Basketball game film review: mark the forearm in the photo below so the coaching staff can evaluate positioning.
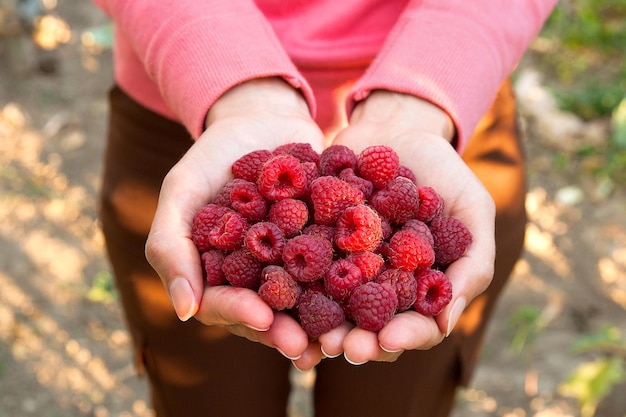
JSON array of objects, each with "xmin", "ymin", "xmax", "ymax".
[
  {"xmin": 349, "ymin": 0, "xmax": 558, "ymax": 150},
  {"xmin": 93, "ymin": 0, "xmax": 315, "ymax": 139}
]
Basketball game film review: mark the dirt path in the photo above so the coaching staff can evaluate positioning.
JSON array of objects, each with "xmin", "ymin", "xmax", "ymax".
[{"xmin": 1, "ymin": 2, "xmax": 624, "ymax": 416}]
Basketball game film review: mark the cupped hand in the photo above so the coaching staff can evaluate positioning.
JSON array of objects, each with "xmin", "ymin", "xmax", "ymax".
[
  {"xmin": 145, "ymin": 77, "xmax": 325, "ymax": 362},
  {"xmin": 315, "ymin": 90, "xmax": 496, "ymax": 365}
]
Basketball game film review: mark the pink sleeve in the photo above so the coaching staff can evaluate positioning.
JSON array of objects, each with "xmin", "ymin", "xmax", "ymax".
[
  {"xmin": 92, "ymin": 0, "xmax": 315, "ymax": 139},
  {"xmin": 348, "ymin": 0, "xmax": 557, "ymax": 151}
]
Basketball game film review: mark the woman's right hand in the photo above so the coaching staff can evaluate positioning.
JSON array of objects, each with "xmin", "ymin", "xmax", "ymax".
[{"xmin": 145, "ymin": 77, "xmax": 325, "ymax": 364}]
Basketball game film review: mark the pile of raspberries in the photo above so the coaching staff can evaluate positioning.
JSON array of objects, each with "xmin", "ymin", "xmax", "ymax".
[{"xmin": 191, "ymin": 143, "xmax": 472, "ymax": 339}]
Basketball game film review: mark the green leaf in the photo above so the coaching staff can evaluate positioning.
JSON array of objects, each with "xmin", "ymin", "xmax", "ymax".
[
  {"xmin": 571, "ymin": 326, "xmax": 626, "ymax": 354},
  {"xmin": 559, "ymin": 357, "xmax": 626, "ymax": 417},
  {"xmin": 611, "ymin": 97, "xmax": 626, "ymax": 149},
  {"xmin": 87, "ymin": 270, "xmax": 117, "ymax": 303}
]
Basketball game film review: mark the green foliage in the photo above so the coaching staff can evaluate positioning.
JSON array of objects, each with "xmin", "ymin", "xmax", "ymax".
[
  {"xmin": 87, "ymin": 270, "xmax": 117, "ymax": 304},
  {"xmin": 558, "ymin": 326, "xmax": 626, "ymax": 417},
  {"xmin": 558, "ymin": 357, "xmax": 625, "ymax": 417},
  {"xmin": 536, "ymin": 0, "xmax": 626, "ymax": 119},
  {"xmin": 506, "ymin": 306, "xmax": 546, "ymax": 355}
]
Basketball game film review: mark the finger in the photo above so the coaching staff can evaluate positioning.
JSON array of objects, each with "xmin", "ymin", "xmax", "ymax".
[
  {"xmin": 377, "ymin": 310, "xmax": 445, "ymax": 352},
  {"xmin": 317, "ymin": 321, "xmax": 353, "ymax": 358},
  {"xmin": 195, "ymin": 285, "xmax": 275, "ymax": 330},
  {"xmin": 292, "ymin": 341, "xmax": 325, "ymax": 371},
  {"xmin": 342, "ymin": 327, "xmax": 380, "ymax": 365}
]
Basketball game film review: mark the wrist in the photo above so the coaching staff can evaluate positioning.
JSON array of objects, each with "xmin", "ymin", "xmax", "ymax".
[
  {"xmin": 350, "ymin": 90, "xmax": 456, "ymax": 142},
  {"xmin": 205, "ymin": 77, "xmax": 311, "ymax": 128}
]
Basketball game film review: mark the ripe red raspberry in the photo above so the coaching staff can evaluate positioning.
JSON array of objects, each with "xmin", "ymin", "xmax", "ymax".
[
  {"xmin": 375, "ymin": 268, "xmax": 417, "ymax": 312},
  {"xmin": 282, "ymin": 235, "xmax": 333, "ymax": 282},
  {"xmin": 416, "ymin": 186, "xmax": 445, "ymax": 222},
  {"xmin": 357, "ymin": 145, "xmax": 400, "ymax": 189},
  {"xmin": 324, "ymin": 259, "xmax": 364, "ymax": 302},
  {"xmin": 258, "ymin": 265, "xmax": 302, "ymax": 310},
  {"xmin": 397, "ymin": 165, "xmax": 417, "ymax": 184},
  {"xmin": 231, "ymin": 149, "xmax": 273, "ymax": 183},
  {"xmin": 429, "ymin": 216, "xmax": 473, "ymax": 266},
  {"xmin": 319, "ymin": 144, "xmax": 357, "ymax": 177},
  {"xmin": 302, "ymin": 224, "xmax": 335, "ymax": 242},
  {"xmin": 348, "ymin": 282, "xmax": 398, "ymax": 332},
  {"xmin": 213, "ymin": 179, "xmax": 237, "ymax": 207},
  {"xmin": 244, "ymin": 221, "xmax": 286, "ymax": 264},
  {"xmin": 334, "ymin": 204, "xmax": 383, "ymax": 253},
  {"xmin": 413, "ymin": 269, "xmax": 453, "ymax": 316},
  {"xmin": 207, "ymin": 210, "xmax": 249, "ymax": 251},
  {"xmin": 369, "ymin": 176, "xmax": 420, "ymax": 225},
  {"xmin": 273, "ymin": 142, "xmax": 321, "ymax": 165},
  {"xmin": 257, "ymin": 154, "xmax": 308, "ymax": 201},
  {"xmin": 297, "ymin": 290, "xmax": 345, "ymax": 339},
  {"xmin": 345, "ymin": 251, "xmax": 385, "ymax": 281},
  {"xmin": 222, "ymin": 249, "xmax": 264, "ymax": 289},
  {"xmin": 191, "ymin": 204, "xmax": 232, "ymax": 252},
  {"xmin": 309, "ymin": 176, "xmax": 365, "ymax": 226},
  {"xmin": 402, "ymin": 219, "xmax": 435, "ymax": 247},
  {"xmin": 269, "ymin": 198, "xmax": 309, "ymax": 238},
  {"xmin": 201, "ymin": 250, "xmax": 226, "ymax": 286},
  {"xmin": 338, "ymin": 168, "xmax": 374, "ymax": 199},
  {"xmin": 387, "ymin": 229, "xmax": 435, "ymax": 272},
  {"xmin": 228, "ymin": 179, "xmax": 269, "ymax": 222}
]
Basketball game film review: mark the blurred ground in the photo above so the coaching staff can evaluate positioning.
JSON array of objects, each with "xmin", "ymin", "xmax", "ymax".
[{"xmin": 1, "ymin": 2, "xmax": 625, "ymax": 417}]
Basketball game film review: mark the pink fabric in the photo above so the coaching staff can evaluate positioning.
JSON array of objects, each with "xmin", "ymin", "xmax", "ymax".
[{"xmin": 93, "ymin": 0, "xmax": 557, "ymax": 150}]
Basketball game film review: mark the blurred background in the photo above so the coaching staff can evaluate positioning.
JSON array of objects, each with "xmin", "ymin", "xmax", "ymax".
[{"xmin": 0, "ymin": 1, "xmax": 625, "ymax": 416}]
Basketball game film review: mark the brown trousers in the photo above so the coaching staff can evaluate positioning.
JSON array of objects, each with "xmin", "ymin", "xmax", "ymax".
[{"xmin": 99, "ymin": 79, "xmax": 526, "ymax": 417}]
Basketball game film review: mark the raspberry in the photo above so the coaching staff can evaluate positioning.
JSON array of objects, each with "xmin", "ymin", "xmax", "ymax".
[
  {"xmin": 416, "ymin": 186, "xmax": 444, "ymax": 222},
  {"xmin": 348, "ymin": 282, "xmax": 398, "ymax": 332},
  {"xmin": 357, "ymin": 145, "xmax": 400, "ymax": 189},
  {"xmin": 201, "ymin": 250, "xmax": 226, "ymax": 286},
  {"xmin": 429, "ymin": 216, "xmax": 473, "ymax": 266},
  {"xmin": 269, "ymin": 198, "xmax": 309, "ymax": 238},
  {"xmin": 402, "ymin": 219, "xmax": 434, "ymax": 247},
  {"xmin": 309, "ymin": 176, "xmax": 365, "ymax": 226},
  {"xmin": 273, "ymin": 142, "xmax": 321, "ymax": 165},
  {"xmin": 397, "ymin": 165, "xmax": 417, "ymax": 184},
  {"xmin": 334, "ymin": 204, "xmax": 383, "ymax": 253},
  {"xmin": 387, "ymin": 229, "xmax": 435, "ymax": 272},
  {"xmin": 297, "ymin": 290, "xmax": 345, "ymax": 339},
  {"xmin": 282, "ymin": 234, "xmax": 334, "ymax": 282},
  {"xmin": 324, "ymin": 259, "xmax": 364, "ymax": 302},
  {"xmin": 257, "ymin": 154, "xmax": 308, "ymax": 201},
  {"xmin": 208, "ymin": 210, "xmax": 249, "ymax": 251},
  {"xmin": 319, "ymin": 144, "xmax": 357, "ymax": 177},
  {"xmin": 228, "ymin": 179, "xmax": 269, "ymax": 222},
  {"xmin": 231, "ymin": 149, "xmax": 273, "ymax": 183},
  {"xmin": 375, "ymin": 268, "xmax": 417, "ymax": 312},
  {"xmin": 244, "ymin": 221, "xmax": 286, "ymax": 264},
  {"xmin": 191, "ymin": 204, "xmax": 232, "ymax": 252},
  {"xmin": 345, "ymin": 251, "xmax": 385, "ymax": 281},
  {"xmin": 369, "ymin": 176, "xmax": 420, "ymax": 225},
  {"xmin": 413, "ymin": 269, "xmax": 453, "ymax": 316},
  {"xmin": 222, "ymin": 249, "xmax": 264, "ymax": 289},
  {"xmin": 258, "ymin": 265, "xmax": 302, "ymax": 310},
  {"xmin": 213, "ymin": 179, "xmax": 238, "ymax": 207},
  {"xmin": 338, "ymin": 168, "xmax": 374, "ymax": 199},
  {"xmin": 302, "ymin": 224, "xmax": 335, "ymax": 242}
]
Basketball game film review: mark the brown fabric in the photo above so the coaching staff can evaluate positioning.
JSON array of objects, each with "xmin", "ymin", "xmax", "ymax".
[{"xmin": 99, "ymin": 80, "xmax": 526, "ymax": 417}]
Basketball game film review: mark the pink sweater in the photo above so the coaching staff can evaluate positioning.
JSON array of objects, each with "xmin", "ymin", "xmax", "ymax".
[{"xmin": 93, "ymin": 0, "xmax": 556, "ymax": 150}]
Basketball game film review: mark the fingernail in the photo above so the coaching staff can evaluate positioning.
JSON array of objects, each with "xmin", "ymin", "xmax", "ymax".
[
  {"xmin": 169, "ymin": 278, "xmax": 196, "ymax": 322},
  {"xmin": 321, "ymin": 346, "xmax": 341, "ymax": 359},
  {"xmin": 277, "ymin": 348, "xmax": 301, "ymax": 361},
  {"xmin": 380, "ymin": 345, "xmax": 402, "ymax": 353},
  {"xmin": 446, "ymin": 296, "xmax": 466, "ymax": 337},
  {"xmin": 344, "ymin": 354, "xmax": 367, "ymax": 366}
]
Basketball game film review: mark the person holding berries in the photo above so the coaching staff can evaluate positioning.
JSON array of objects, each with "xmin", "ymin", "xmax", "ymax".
[{"xmin": 94, "ymin": 1, "xmax": 558, "ymax": 416}]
